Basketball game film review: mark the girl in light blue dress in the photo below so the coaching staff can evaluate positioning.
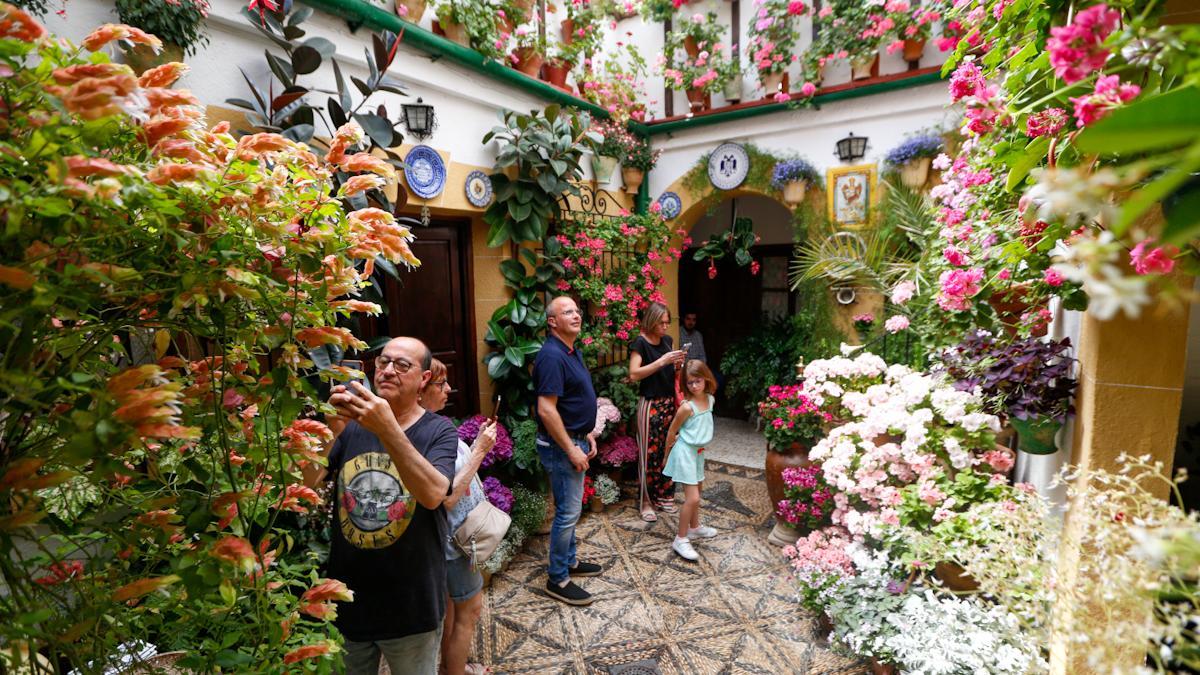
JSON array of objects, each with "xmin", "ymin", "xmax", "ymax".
[{"xmin": 663, "ymin": 359, "xmax": 718, "ymax": 562}]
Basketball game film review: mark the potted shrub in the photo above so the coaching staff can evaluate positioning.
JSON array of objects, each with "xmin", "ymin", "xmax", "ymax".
[
  {"xmin": 882, "ymin": 1, "xmax": 944, "ymax": 64},
  {"xmin": 542, "ymin": 44, "xmax": 573, "ymax": 88},
  {"xmin": 590, "ymin": 118, "xmax": 629, "ymax": 184},
  {"xmin": 746, "ymin": 0, "xmax": 807, "ymax": 97},
  {"xmin": 114, "ymin": 0, "xmax": 210, "ymax": 72},
  {"xmin": 883, "ymin": 133, "xmax": 944, "ymax": 189},
  {"xmin": 939, "ymin": 331, "xmax": 1077, "ymax": 455},
  {"xmin": 576, "ymin": 41, "xmax": 650, "ymax": 124},
  {"xmin": 813, "ymin": 0, "xmax": 885, "ymax": 80},
  {"xmin": 770, "ymin": 157, "xmax": 820, "ymax": 206},
  {"xmin": 722, "ymin": 58, "xmax": 744, "ymax": 104},
  {"xmin": 774, "ymin": 465, "xmax": 835, "ymax": 543},
  {"xmin": 583, "ymin": 476, "xmax": 603, "ymax": 513},
  {"xmin": 617, "ymin": 133, "xmax": 660, "ymax": 194},
  {"xmin": 784, "ymin": 529, "xmax": 853, "ymax": 634},
  {"xmin": 595, "ymin": 473, "xmax": 621, "ymax": 508},
  {"xmin": 509, "ymin": 22, "xmax": 546, "ymax": 76},
  {"xmin": 757, "ymin": 384, "xmax": 830, "ymax": 541},
  {"xmin": 660, "ymin": 13, "xmax": 730, "ymax": 112},
  {"xmin": 434, "ymin": 0, "xmax": 504, "ymax": 58}
]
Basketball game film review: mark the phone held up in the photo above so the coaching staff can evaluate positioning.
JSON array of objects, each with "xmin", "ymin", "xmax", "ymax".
[
  {"xmin": 338, "ymin": 359, "xmax": 371, "ymax": 398},
  {"xmin": 492, "ymin": 394, "xmax": 502, "ymax": 423}
]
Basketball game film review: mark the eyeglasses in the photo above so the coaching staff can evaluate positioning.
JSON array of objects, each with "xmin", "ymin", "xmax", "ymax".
[
  {"xmin": 431, "ymin": 379, "xmax": 451, "ymax": 390},
  {"xmin": 687, "ymin": 379, "xmax": 705, "ymax": 386},
  {"xmin": 375, "ymin": 355, "xmax": 414, "ymax": 374},
  {"xmin": 555, "ymin": 308, "xmax": 581, "ymax": 318}
]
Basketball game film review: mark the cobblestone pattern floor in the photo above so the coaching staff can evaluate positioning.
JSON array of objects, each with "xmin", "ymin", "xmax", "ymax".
[{"xmin": 472, "ymin": 462, "xmax": 862, "ymax": 674}]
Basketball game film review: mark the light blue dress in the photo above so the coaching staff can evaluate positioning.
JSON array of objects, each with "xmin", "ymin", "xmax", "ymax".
[{"xmin": 663, "ymin": 395, "xmax": 714, "ymax": 486}]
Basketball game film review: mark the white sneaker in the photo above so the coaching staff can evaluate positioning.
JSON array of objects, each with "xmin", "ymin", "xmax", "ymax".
[
  {"xmin": 672, "ymin": 537, "xmax": 699, "ymax": 561},
  {"xmin": 688, "ymin": 525, "xmax": 718, "ymax": 539}
]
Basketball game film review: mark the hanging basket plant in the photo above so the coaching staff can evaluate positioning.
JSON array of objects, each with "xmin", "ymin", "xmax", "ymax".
[{"xmin": 771, "ymin": 157, "xmax": 821, "ymax": 206}]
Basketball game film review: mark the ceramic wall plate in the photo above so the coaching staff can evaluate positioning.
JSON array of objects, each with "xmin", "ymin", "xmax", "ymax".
[
  {"xmin": 465, "ymin": 170, "xmax": 493, "ymax": 207},
  {"xmin": 707, "ymin": 142, "xmax": 750, "ymax": 190},
  {"xmin": 404, "ymin": 145, "xmax": 446, "ymax": 199},
  {"xmin": 657, "ymin": 191, "xmax": 682, "ymax": 219}
]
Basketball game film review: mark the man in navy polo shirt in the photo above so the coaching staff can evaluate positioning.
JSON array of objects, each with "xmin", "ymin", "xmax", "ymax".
[{"xmin": 533, "ymin": 296, "xmax": 603, "ymax": 605}]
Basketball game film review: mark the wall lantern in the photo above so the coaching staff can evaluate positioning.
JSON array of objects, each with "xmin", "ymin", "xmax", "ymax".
[
  {"xmin": 835, "ymin": 132, "xmax": 869, "ymax": 162},
  {"xmin": 401, "ymin": 98, "xmax": 436, "ymax": 140}
]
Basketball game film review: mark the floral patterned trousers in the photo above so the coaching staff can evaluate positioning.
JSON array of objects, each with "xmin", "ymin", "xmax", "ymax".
[{"xmin": 637, "ymin": 396, "xmax": 676, "ymax": 507}]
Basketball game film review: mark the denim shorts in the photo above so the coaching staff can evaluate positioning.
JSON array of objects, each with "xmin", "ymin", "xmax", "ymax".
[{"xmin": 446, "ymin": 554, "xmax": 483, "ymax": 603}]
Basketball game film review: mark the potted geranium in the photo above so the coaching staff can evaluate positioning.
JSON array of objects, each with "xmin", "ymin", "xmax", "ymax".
[
  {"xmin": 881, "ymin": 0, "xmax": 945, "ymax": 64},
  {"xmin": 939, "ymin": 331, "xmax": 1077, "ymax": 455},
  {"xmin": 852, "ymin": 313, "xmax": 875, "ymax": 339},
  {"xmin": 114, "ymin": 0, "xmax": 210, "ymax": 71},
  {"xmin": 770, "ymin": 157, "xmax": 820, "ymax": 206},
  {"xmin": 590, "ymin": 118, "xmax": 629, "ymax": 184},
  {"xmin": 577, "ymin": 42, "xmax": 651, "ymax": 123},
  {"xmin": 747, "ymin": 0, "xmax": 807, "ymax": 97},
  {"xmin": 543, "ymin": 43, "xmax": 574, "ymax": 88},
  {"xmin": 660, "ymin": 12, "xmax": 730, "ymax": 112},
  {"xmin": 434, "ymin": 0, "xmax": 504, "ymax": 58},
  {"xmin": 775, "ymin": 465, "xmax": 835, "ymax": 539},
  {"xmin": 813, "ymin": 0, "xmax": 885, "ymax": 80},
  {"xmin": 616, "ymin": 133, "xmax": 660, "ymax": 194},
  {"xmin": 758, "ymin": 383, "xmax": 829, "ymax": 514},
  {"xmin": 509, "ymin": 22, "xmax": 546, "ymax": 76},
  {"xmin": 785, "ymin": 528, "xmax": 854, "ymax": 634},
  {"xmin": 884, "ymin": 133, "xmax": 944, "ymax": 188}
]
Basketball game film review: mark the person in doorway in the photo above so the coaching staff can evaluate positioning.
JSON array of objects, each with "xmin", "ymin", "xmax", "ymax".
[
  {"xmin": 628, "ymin": 302, "xmax": 687, "ymax": 522},
  {"xmin": 307, "ymin": 337, "xmax": 460, "ymax": 675},
  {"xmin": 419, "ymin": 359, "xmax": 497, "ymax": 675},
  {"xmin": 662, "ymin": 360, "xmax": 719, "ymax": 561},
  {"xmin": 533, "ymin": 296, "xmax": 604, "ymax": 606},
  {"xmin": 679, "ymin": 311, "xmax": 707, "ymax": 364}
]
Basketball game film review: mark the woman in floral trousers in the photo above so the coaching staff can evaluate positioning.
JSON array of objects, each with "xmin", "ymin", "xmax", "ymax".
[{"xmin": 628, "ymin": 302, "xmax": 687, "ymax": 522}]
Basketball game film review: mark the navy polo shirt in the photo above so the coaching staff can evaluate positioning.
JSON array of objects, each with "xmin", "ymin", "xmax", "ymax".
[{"xmin": 533, "ymin": 334, "xmax": 598, "ymax": 437}]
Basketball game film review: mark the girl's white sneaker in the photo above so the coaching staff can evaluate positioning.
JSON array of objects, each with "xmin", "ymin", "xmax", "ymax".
[
  {"xmin": 688, "ymin": 525, "xmax": 717, "ymax": 539},
  {"xmin": 673, "ymin": 537, "xmax": 699, "ymax": 561}
]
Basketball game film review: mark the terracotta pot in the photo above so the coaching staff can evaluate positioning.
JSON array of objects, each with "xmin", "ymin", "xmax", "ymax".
[
  {"xmin": 988, "ymin": 283, "xmax": 1048, "ymax": 338},
  {"xmin": 394, "ymin": 0, "xmax": 426, "ymax": 22},
  {"xmin": 513, "ymin": 48, "xmax": 544, "ymax": 77},
  {"xmin": 782, "ymin": 179, "xmax": 807, "ymax": 206},
  {"xmin": 592, "ymin": 154, "xmax": 619, "ymax": 184},
  {"xmin": 934, "ymin": 561, "xmax": 980, "ymax": 592},
  {"xmin": 760, "ymin": 71, "xmax": 784, "ymax": 97},
  {"xmin": 765, "ymin": 441, "xmax": 812, "ymax": 514},
  {"xmin": 684, "ymin": 35, "xmax": 700, "ymax": 58},
  {"xmin": 851, "ymin": 53, "xmax": 879, "ymax": 80},
  {"xmin": 1013, "ymin": 416, "xmax": 1062, "ymax": 455},
  {"xmin": 543, "ymin": 59, "xmax": 572, "ymax": 88},
  {"xmin": 589, "ymin": 495, "xmax": 604, "ymax": 513},
  {"xmin": 900, "ymin": 156, "xmax": 932, "ymax": 189},
  {"xmin": 685, "ymin": 87, "xmax": 706, "ymax": 112},
  {"xmin": 512, "ymin": 0, "xmax": 535, "ymax": 19},
  {"xmin": 903, "ymin": 38, "xmax": 926, "ymax": 63},
  {"xmin": 124, "ymin": 42, "xmax": 185, "ymax": 76},
  {"xmin": 440, "ymin": 20, "xmax": 471, "ymax": 47},
  {"xmin": 621, "ymin": 166, "xmax": 644, "ymax": 194},
  {"xmin": 498, "ymin": 15, "xmax": 515, "ymax": 34},
  {"xmin": 561, "ymin": 18, "xmax": 576, "ymax": 44},
  {"xmin": 869, "ymin": 658, "xmax": 898, "ymax": 675}
]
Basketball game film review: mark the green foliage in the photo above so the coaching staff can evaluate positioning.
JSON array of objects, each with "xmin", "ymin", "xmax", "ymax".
[
  {"xmin": 509, "ymin": 485, "xmax": 547, "ymax": 536},
  {"xmin": 8, "ymin": 0, "xmax": 51, "ymax": 15},
  {"xmin": 115, "ymin": 0, "xmax": 210, "ymax": 55},
  {"xmin": 434, "ymin": 0, "xmax": 509, "ymax": 60},
  {"xmin": 719, "ymin": 282, "xmax": 842, "ymax": 415},
  {"xmin": 482, "ymin": 105, "xmax": 601, "ymax": 248},
  {"xmin": 509, "ymin": 419, "xmax": 543, "ymax": 480},
  {"xmin": 693, "ymin": 216, "xmax": 758, "ymax": 269},
  {"xmin": 593, "ymin": 365, "xmax": 638, "ymax": 424}
]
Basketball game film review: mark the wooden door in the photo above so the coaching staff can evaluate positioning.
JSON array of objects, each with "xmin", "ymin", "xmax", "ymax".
[{"xmin": 377, "ymin": 221, "xmax": 478, "ymax": 417}]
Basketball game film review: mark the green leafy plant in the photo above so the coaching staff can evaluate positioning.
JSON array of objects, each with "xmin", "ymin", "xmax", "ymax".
[
  {"xmin": 115, "ymin": 0, "xmax": 210, "ymax": 55},
  {"xmin": 593, "ymin": 365, "xmax": 639, "ymax": 423},
  {"xmin": 693, "ymin": 216, "xmax": 759, "ymax": 272},
  {"xmin": 435, "ymin": 0, "xmax": 507, "ymax": 60},
  {"xmin": 509, "ymin": 485, "xmax": 547, "ymax": 535}
]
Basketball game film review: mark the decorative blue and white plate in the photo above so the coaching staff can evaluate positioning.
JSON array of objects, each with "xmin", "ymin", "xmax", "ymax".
[
  {"xmin": 464, "ymin": 170, "xmax": 493, "ymax": 207},
  {"xmin": 707, "ymin": 142, "xmax": 750, "ymax": 190},
  {"xmin": 657, "ymin": 191, "xmax": 682, "ymax": 219},
  {"xmin": 404, "ymin": 145, "xmax": 446, "ymax": 199}
]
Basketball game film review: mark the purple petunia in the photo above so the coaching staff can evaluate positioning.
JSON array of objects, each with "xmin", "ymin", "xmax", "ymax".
[
  {"xmin": 482, "ymin": 476, "xmax": 514, "ymax": 514},
  {"xmin": 458, "ymin": 415, "xmax": 513, "ymax": 467}
]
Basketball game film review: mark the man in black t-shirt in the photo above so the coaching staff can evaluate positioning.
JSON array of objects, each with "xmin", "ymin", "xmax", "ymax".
[
  {"xmin": 533, "ymin": 296, "xmax": 603, "ymax": 606},
  {"xmin": 305, "ymin": 337, "xmax": 458, "ymax": 675}
]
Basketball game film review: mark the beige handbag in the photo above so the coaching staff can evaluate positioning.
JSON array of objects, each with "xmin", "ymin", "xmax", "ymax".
[{"xmin": 453, "ymin": 498, "xmax": 511, "ymax": 569}]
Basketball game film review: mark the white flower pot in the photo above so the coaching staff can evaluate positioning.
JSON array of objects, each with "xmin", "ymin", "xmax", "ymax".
[
  {"xmin": 851, "ymin": 53, "xmax": 878, "ymax": 80},
  {"xmin": 591, "ymin": 154, "xmax": 619, "ymax": 184},
  {"xmin": 760, "ymin": 71, "xmax": 784, "ymax": 97},
  {"xmin": 723, "ymin": 75, "xmax": 742, "ymax": 104},
  {"xmin": 900, "ymin": 157, "xmax": 932, "ymax": 189}
]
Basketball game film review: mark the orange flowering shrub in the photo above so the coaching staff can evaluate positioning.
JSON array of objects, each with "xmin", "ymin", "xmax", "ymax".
[{"xmin": 0, "ymin": 5, "xmax": 416, "ymax": 671}]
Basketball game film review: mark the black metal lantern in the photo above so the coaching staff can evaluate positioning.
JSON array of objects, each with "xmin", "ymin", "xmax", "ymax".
[
  {"xmin": 835, "ymin": 132, "xmax": 869, "ymax": 162},
  {"xmin": 401, "ymin": 97, "xmax": 436, "ymax": 140}
]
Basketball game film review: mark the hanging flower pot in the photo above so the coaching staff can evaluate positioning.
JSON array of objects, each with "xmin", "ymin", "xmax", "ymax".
[
  {"xmin": 782, "ymin": 179, "xmax": 807, "ymax": 206},
  {"xmin": 621, "ymin": 166, "xmax": 645, "ymax": 194},
  {"xmin": 902, "ymin": 38, "xmax": 926, "ymax": 64},
  {"xmin": 591, "ymin": 154, "xmax": 619, "ymax": 184},
  {"xmin": 124, "ymin": 42, "xmax": 185, "ymax": 76},
  {"xmin": 760, "ymin": 71, "xmax": 784, "ymax": 98},
  {"xmin": 512, "ymin": 48, "xmax": 544, "ymax": 77},
  {"xmin": 684, "ymin": 35, "xmax": 700, "ymax": 58},
  {"xmin": 394, "ymin": 0, "xmax": 426, "ymax": 22},
  {"xmin": 543, "ymin": 59, "xmax": 572, "ymax": 88},
  {"xmin": 439, "ymin": 20, "xmax": 471, "ymax": 47},
  {"xmin": 685, "ymin": 87, "xmax": 707, "ymax": 112},
  {"xmin": 561, "ymin": 18, "xmax": 576, "ymax": 44},
  {"xmin": 850, "ymin": 53, "xmax": 878, "ymax": 80},
  {"xmin": 723, "ymin": 74, "xmax": 742, "ymax": 104},
  {"xmin": 1012, "ymin": 416, "xmax": 1062, "ymax": 455},
  {"xmin": 899, "ymin": 156, "xmax": 932, "ymax": 189}
]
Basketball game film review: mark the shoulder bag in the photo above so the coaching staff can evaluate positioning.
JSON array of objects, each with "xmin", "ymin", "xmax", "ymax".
[{"xmin": 453, "ymin": 498, "xmax": 511, "ymax": 569}]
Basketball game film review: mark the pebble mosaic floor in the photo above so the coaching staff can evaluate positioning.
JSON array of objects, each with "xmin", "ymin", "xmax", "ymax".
[{"xmin": 470, "ymin": 461, "xmax": 864, "ymax": 675}]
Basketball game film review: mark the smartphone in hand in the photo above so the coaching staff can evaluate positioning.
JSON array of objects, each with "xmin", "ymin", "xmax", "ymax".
[
  {"xmin": 339, "ymin": 359, "xmax": 371, "ymax": 398},
  {"xmin": 492, "ymin": 394, "xmax": 503, "ymax": 423}
]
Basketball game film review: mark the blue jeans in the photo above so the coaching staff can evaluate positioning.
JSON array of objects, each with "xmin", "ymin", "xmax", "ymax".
[{"xmin": 536, "ymin": 433, "xmax": 586, "ymax": 584}]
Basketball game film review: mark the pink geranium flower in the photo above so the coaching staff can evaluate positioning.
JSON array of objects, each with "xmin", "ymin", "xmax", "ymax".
[
  {"xmin": 1130, "ymin": 239, "xmax": 1178, "ymax": 275},
  {"xmin": 1047, "ymin": 3, "xmax": 1120, "ymax": 84},
  {"xmin": 1070, "ymin": 74, "xmax": 1139, "ymax": 127}
]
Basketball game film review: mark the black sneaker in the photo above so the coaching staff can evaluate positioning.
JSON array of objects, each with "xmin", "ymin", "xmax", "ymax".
[
  {"xmin": 568, "ymin": 561, "xmax": 603, "ymax": 577},
  {"xmin": 545, "ymin": 579, "xmax": 594, "ymax": 606}
]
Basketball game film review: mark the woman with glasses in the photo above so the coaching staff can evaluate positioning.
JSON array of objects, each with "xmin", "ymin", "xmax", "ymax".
[
  {"xmin": 627, "ymin": 302, "xmax": 687, "ymax": 522},
  {"xmin": 419, "ymin": 359, "xmax": 497, "ymax": 675}
]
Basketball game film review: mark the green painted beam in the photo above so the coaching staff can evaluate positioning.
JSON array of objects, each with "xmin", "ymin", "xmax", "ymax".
[
  {"xmin": 643, "ymin": 70, "xmax": 946, "ymax": 136},
  {"xmin": 298, "ymin": 0, "xmax": 656, "ymax": 134}
]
